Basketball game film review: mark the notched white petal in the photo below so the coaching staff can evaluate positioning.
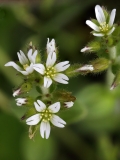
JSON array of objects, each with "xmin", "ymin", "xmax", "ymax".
[
  {"xmin": 44, "ymin": 76, "xmax": 52, "ymax": 88},
  {"xmin": 19, "ymin": 50, "xmax": 29, "ymax": 64},
  {"xmin": 34, "ymin": 100, "xmax": 46, "ymax": 112},
  {"xmin": 48, "ymin": 102, "xmax": 60, "ymax": 113},
  {"xmin": 33, "ymin": 64, "xmax": 45, "ymax": 75},
  {"xmin": 46, "ymin": 51, "xmax": 56, "ymax": 67},
  {"xmin": 108, "ymin": 9, "xmax": 116, "ymax": 27},
  {"xmin": 95, "ymin": 5, "xmax": 105, "ymax": 24},
  {"xmin": 53, "ymin": 73, "xmax": 69, "ymax": 84},
  {"xmin": 4, "ymin": 61, "xmax": 22, "ymax": 71},
  {"xmin": 51, "ymin": 115, "xmax": 66, "ymax": 128},
  {"xmin": 54, "ymin": 61, "xmax": 70, "ymax": 72},
  {"xmin": 40, "ymin": 121, "xmax": 50, "ymax": 139},
  {"xmin": 86, "ymin": 20, "xmax": 100, "ymax": 31},
  {"xmin": 26, "ymin": 114, "xmax": 40, "ymax": 125}
]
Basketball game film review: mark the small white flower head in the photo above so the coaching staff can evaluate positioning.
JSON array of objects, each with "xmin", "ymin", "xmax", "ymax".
[
  {"xmin": 64, "ymin": 101, "xmax": 74, "ymax": 108},
  {"xmin": 5, "ymin": 49, "xmax": 38, "ymax": 75},
  {"xmin": 81, "ymin": 47, "xmax": 92, "ymax": 52},
  {"xmin": 78, "ymin": 65, "xmax": 94, "ymax": 71},
  {"xmin": 33, "ymin": 51, "xmax": 70, "ymax": 88},
  {"xmin": 15, "ymin": 98, "xmax": 27, "ymax": 106},
  {"xmin": 13, "ymin": 88, "xmax": 21, "ymax": 97},
  {"xmin": 47, "ymin": 38, "xmax": 56, "ymax": 54},
  {"xmin": 26, "ymin": 100, "xmax": 66, "ymax": 139},
  {"xmin": 86, "ymin": 5, "xmax": 116, "ymax": 36}
]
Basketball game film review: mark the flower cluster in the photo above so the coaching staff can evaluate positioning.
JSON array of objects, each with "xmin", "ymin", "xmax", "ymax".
[{"xmin": 5, "ymin": 39, "xmax": 75, "ymax": 139}]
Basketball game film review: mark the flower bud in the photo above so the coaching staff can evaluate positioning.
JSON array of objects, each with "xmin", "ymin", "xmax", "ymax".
[
  {"xmin": 64, "ymin": 101, "xmax": 74, "ymax": 108},
  {"xmin": 13, "ymin": 82, "xmax": 32, "ymax": 97},
  {"xmin": 81, "ymin": 41, "xmax": 100, "ymax": 53},
  {"xmin": 90, "ymin": 58, "xmax": 110, "ymax": 73},
  {"xmin": 15, "ymin": 98, "xmax": 27, "ymax": 106}
]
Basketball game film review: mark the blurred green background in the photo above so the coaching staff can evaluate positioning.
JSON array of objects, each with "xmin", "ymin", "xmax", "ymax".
[{"xmin": 1, "ymin": 0, "xmax": 120, "ymax": 160}]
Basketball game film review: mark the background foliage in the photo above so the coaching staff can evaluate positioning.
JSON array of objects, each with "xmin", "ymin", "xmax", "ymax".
[{"xmin": 1, "ymin": 0, "xmax": 120, "ymax": 160}]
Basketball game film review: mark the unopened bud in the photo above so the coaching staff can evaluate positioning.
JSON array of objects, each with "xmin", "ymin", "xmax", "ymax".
[
  {"xmin": 15, "ymin": 98, "xmax": 27, "ymax": 106},
  {"xmin": 90, "ymin": 58, "xmax": 110, "ymax": 73},
  {"xmin": 64, "ymin": 101, "xmax": 74, "ymax": 108},
  {"xmin": 81, "ymin": 41, "xmax": 100, "ymax": 53},
  {"xmin": 13, "ymin": 88, "xmax": 21, "ymax": 97},
  {"xmin": 13, "ymin": 82, "xmax": 32, "ymax": 97},
  {"xmin": 81, "ymin": 47, "xmax": 92, "ymax": 52},
  {"xmin": 78, "ymin": 65, "xmax": 94, "ymax": 71}
]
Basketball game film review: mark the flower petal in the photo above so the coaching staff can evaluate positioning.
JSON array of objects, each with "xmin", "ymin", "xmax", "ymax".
[
  {"xmin": 107, "ymin": 27, "xmax": 115, "ymax": 35},
  {"xmin": 108, "ymin": 9, "xmax": 116, "ymax": 27},
  {"xmin": 53, "ymin": 73, "xmax": 69, "ymax": 84},
  {"xmin": 51, "ymin": 115, "xmax": 66, "ymax": 128},
  {"xmin": 54, "ymin": 61, "xmax": 70, "ymax": 72},
  {"xmin": 33, "ymin": 64, "xmax": 45, "ymax": 75},
  {"xmin": 19, "ymin": 70, "xmax": 29, "ymax": 75},
  {"xmin": 92, "ymin": 32, "xmax": 104, "ymax": 37},
  {"xmin": 27, "ymin": 49, "xmax": 34, "ymax": 63},
  {"xmin": 47, "ymin": 38, "xmax": 55, "ymax": 54},
  {"xmin": 4, "ymin": 61, "xmax": 22, "ymax": 71},
  {"xmin": 44, "ymin": 76, "xmax": 52, "ymax": 88},
  {"xmin": 26, "ymin": 114, "xmax": 41, "ymax": 125},
  {"xmin": 46, "ymin": 51, "xmax": 56, "ymax": 67},
  {"xmin": 64, "ymin": 101, "xmax": 74, "ymax": 108},
  {"xmin": 40, "ymin": 121, "xmax": 50, "ymax": 139},
  {"xmin": 18, "ymin": 50, "xmax": 29, "ymax": 65},
  {"xmin": 32, "ymin": 50, "xmax": 38, "ymax": 64},
  {"xmin": 95, "ymin": 5, "xmax": 105, "ymax": 24},
  {"xmin": 48, "ymin": 102, "xmax": 60, "ymax": 113},
  {"xmin": 26, "ymin": 63, "xmax": 34, "ymax": 74},
  {"xmin": 86, "ymin": 20, "xmax": 100, "ymax": 31},
  {"xmin": 34, "ymin": 100, "xmax": 46, "ymax": 112}
]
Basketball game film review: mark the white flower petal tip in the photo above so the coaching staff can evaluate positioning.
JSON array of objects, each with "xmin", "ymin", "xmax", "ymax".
[
  {"xmin": 78, "ymin": 65, "xmax": 94, "ymax": 71},
  {"xmin": 81, "ymin": 47, "xmax": 92, "ymax": 52},
  {"xmin": 48, "ymin": 102, "xmax": 60, "ymax": 113},
  {"xmin": 95, "ymin": 5, "xmax": 105, "ymax": 24},
  {"xmin": 33, "ymin": 64, "xmax": 45, "ymax": 75},
  {"xmin": 54, "ymin": 61, "xmax": 70, "ymax": 72},
  {"xmin": 51, "ymin": 115, "xmax": 66, "ymax": 128},
  {"xmin": 44, "ymin": 76, "xmax": 52, "ymax": 88},
  {"xmin": 40, "ymin": 122, "xmax": 50, "ymax": 139},
  {"xmin": 109, "ymin": 9, "xmax": 116, "ymax": 27},
  {"xmin": 15, "ymin": 98, "xmax": 27, "ymax": 106},
  {"xmin": 107, "ymin": 27, "xmax": 115, "ymax": 35},
  {"xmin": 53, "ymin": 73, "xmax": 69, "ymax": 84},
  {"xmin": 86, "ymin": 20, "xmax": 100, "ymax": 31},
  {"xmin": 64, "ymin": 101, "xmax": 74, "ymax": 108},
  {"xmin": 47, "ymin": 38, "xmax": 56, "ymax": 54},
  {"xmin": 26, "ymin": 114, "xmax": 41, "ymax": 125},
  {"xmin": 92, "ymin": 33, "xmax": 104, "ymax": 37},
  {"xmin": 13, "ymin": 88, "xmax": 21, "ymax": 97},
  {"xmin": 34, "ymin": 100, "xmax": 46, "ymax": 112}
]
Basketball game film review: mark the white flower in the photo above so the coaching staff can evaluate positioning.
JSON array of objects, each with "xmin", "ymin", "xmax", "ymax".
[
  {"xmin": 5, "ymin": 49, "xmax": 38, "ymax": 75},
  {"xmin": 78, "ymin": 65, "xmax": 94, "ymax": 71},
  {"xmin": 13, "ymin": 88, "xmax": 21, "ymax": 97},
  {"xmin": 64, "ymin": 101, "xmax": 74, "ymax": 108},
  {"xmin": 47, "ymin": 38, "xmax": 56, "ymax": 54},
  {"xmin": 33, "ymin": 52, "xmax": 70, "ymax": 88},
  {"xmin": 15, "ymin": 98, "xmax": 27, "ymax": 106},
  {"xmin": 86, "ymin": 5, "xmax": 116, "ymax": 36},
  {"xmin": 26, "ymin": 100, "xmax": 66, "ymax": 139}
]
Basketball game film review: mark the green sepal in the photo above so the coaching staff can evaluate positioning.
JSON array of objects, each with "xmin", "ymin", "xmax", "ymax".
[{"xmin": 90, "ymin": 58, "xmax": 110, "ymax": 73}]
